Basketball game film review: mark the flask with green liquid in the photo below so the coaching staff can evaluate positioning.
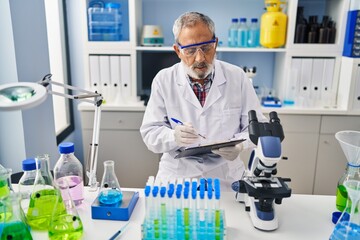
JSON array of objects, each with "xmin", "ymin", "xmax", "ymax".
[
  {"xmin": 0, "ymin": 193, "xmax": 32, "ymax": 240},
  {"xmin": 26, "ymin": 155, "xmax": 66, "ymax": 230},
  {"xmin": 0, "ymin": 165, "xmax": 11, "ymax": 199},
  {"xmin": 48, "ymin": 180, "xmax": 83, "ymax": 240},
  {"xmin": 336, "ymin": 164, "xmax": 360, "ymax": 211}
]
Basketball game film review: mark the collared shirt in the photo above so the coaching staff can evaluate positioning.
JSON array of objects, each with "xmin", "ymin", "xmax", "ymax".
[{"xmin": 188, "ymin": 72, "xmax": 214, "ymax": 106}]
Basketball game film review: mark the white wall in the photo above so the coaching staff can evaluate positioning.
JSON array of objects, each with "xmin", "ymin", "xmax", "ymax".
[{"xmin": 0, "ymin": 0, "xmax": 58, "ymax": 173}]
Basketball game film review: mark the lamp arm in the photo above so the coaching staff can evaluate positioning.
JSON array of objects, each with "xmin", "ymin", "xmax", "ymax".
[{"xmin": 40, "ymin": 74, "xmax": 102, "ymax": 191}]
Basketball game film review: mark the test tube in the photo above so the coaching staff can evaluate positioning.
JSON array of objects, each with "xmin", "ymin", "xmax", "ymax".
[
  {"xmin": 160, "ymin": 185, "xmax": 167, "ymax": 239},
  {"xmin": 191, "ymin": 178, "xmax": 198, "ymax": 239},
  {"xmin": 198, "ymin": 178, "xmax": 206, "ymax": 239},
  {"xmin": 175, "ymin": 183, "xmax": 183, "ymax": 240},
  {"xmin": 152, "ymin": 185, "xmax": 160, "ymax": 239},
  {"xmin": 207, "ymin": 178, "xmax": 214, "ymax": 239},
  {"xmin": 167, "ymin": 182, "xmax": 175, "ymax": 239},
  {"xmin": 214, "ymin": 178, "xmax": 223, "ymax": 240},
  {"xmin": 183, "ymin": 181, "xmax": 190, "ymax": 240}
]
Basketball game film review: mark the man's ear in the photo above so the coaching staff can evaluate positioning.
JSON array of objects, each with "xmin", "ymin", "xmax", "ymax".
[{"xmin": 173, "ymin": 44, "xmax": 181, "ymax": 58}]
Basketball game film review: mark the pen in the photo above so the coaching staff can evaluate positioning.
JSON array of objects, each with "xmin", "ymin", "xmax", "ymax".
[
  {"xmin": 170, "ymin": 118, "xmax": 206, "ymax": 139},
  {"xmin": 108, "ymin": 222, "xmax": 130, "ymax": 240}
]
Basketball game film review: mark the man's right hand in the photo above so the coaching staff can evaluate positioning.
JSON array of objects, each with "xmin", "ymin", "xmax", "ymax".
[{"xmin": 174, "ymin": 122, "xmax": 199, "ymax": 147}]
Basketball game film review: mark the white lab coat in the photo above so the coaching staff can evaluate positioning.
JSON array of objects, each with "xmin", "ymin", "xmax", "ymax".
[{"xmin": 140, "ymin": 59, "xmax": 267, "ymax": 191}]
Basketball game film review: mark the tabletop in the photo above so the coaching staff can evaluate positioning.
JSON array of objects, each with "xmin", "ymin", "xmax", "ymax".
[{"xmin": 31, "ymin": 187, "xmax": 337, "ymax": 240}]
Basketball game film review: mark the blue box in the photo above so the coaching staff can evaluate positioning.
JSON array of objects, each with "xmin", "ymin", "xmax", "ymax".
[
  {"xmin": 343, "ymin": 10, "xmax": 360, "ymax": 57},
  {"xmin": 91, "ymin": 190, "xmax": 139, "ymax": 221},
  {"xmin": 88, "ymin": 6, "xmax": 122, "ymax": 41}
]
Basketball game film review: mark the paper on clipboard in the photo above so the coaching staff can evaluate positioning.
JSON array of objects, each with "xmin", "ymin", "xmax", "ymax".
[{"xmin": 175, "ymin": 139, "xmax": 246, "ymax": 159}]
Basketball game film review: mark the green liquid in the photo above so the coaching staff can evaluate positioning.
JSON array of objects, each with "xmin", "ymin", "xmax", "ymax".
[
  {"xmin": 1, "ymin": 221, "xmax": 33, "ymax": 240},
  {"xmin": 183, "ymin": 208, "xmax": 190, "ymax": 226},
  {"xmin": 48, "ymin": 214, "xmax": 83, "ymax": 240},
  {"xmin": 0, "ymin": 180, "xmax": 10, "ymax": 198},
  {"xmin": 215, "ymin": 209, "xmax": 221, "ymax": 228},
  {"xmin": 26, "ymin": 189, "xmax": 66, "ymax": 230},
  {"xmin": 336, "ymin": 185, "xmax": 348, "ymax": 212}
]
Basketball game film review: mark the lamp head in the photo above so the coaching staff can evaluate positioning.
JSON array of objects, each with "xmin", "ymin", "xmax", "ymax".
[{"xmin": 0, "ymin": 82, "xmax": 47, "ymax": 111}]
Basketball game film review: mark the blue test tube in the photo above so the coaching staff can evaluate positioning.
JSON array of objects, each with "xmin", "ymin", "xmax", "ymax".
[
  {"xmin": 198, "ymin": 178, "xmax": 206, "ymax": 239},
  {"xmin": 207, "ymin": 178, "xmax": 214, "ymax": 239},
  {"xmin": 214, "ymin": 178, "xmax": 223, "ymax": 240},
  {"xmin": 191, "ymin": 179, "xmax": 198, "ymax": 239},
  {"xmin": 167, "ymin": 183, "xmax": 175, "ymax": 239},
  {"xmin": 152, "ymin": 186, "xmax": 160, "ymax": 239},
  {"xmin": 176, "ymin": 183, "xmax": 183, "ymax": 240},
  {"xmin": 183, "ymin": 181, "xmax": 190, "ymax": 240},
  {"xmin": 144, "ymin": 185, "xmax": 153, "ymax": 239},
  {"xmin": 160, "ymin": 186, "xmax": 167, "ymax": 239}
]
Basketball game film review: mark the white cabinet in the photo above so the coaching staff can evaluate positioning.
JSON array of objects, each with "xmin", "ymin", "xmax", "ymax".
[{"xmin": 79, "ymin": 108, "xmax": 160, "ymax": 188}]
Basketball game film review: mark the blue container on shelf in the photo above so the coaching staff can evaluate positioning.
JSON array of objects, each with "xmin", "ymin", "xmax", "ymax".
[{"xmin": 88, "ymin": 2, "xmax": 122, "ymax": 41}]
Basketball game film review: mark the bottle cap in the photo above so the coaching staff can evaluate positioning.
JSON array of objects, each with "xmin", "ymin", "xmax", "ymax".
[
  {"xmin": 59, "ymin": 142, "xmax": 75, "ymax": 154},
  {"xmin": 232, "ymin": 18, "xmax": 238, "ymax": 23},
  {"xmin": 22, "ymin": 158, "xmax": 39, "ymax": 171},
  {"xmin": 251, "ymin": 18, "xmax": 258, "ymax": 23},
  {"xmin": 240, "ymin": 18, "xmax": 247, "ymax": 22}
]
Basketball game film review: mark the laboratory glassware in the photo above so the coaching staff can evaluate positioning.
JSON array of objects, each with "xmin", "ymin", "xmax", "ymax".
[
  {"xmin": 18, "ymin": 158, "xmax": 38, "ymax": 214},
  {"xmin": 26, "ymin": 155, "xmax": 66, "ymax": 230},
  {"xmin": 228, "ymin": 18, "xmax": 239, "ymax": 47},
  {"xmin": 48, "ymin": 180, "xmax": 83, "ymax": 240},
  {"xmin": 36, "ymin": 154, "xmax": 55, "ymax": 186},
  {"xmin": 54, "ymin": 142, "xmax": 84, "ymax": 206},
  {"xmin": 330, "ymin": 180, "xmax": 360, "ymax": 239},
  {"xmin": 0, "ymin": 166, "xmax": 11, "ymax": 199},
  {"xmin": 248, "ymin": 18, "xmax": 260, "ymax": 47},
  {"xmin": 237, "ymin": 18, "xmax": 248, "ymax": 47},
  {"xmin": 0, "ymin": 193, "xmax": 32, "ymax": 240},
  {"xmin": 335, "ymin": 131, "xmax": 360, "ymax": 212},
  {"xmin": 98, "ymin": 160, "xmax": 123, "ymax": 205}
]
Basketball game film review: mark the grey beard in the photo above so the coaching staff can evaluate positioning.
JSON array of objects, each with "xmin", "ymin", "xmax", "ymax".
[{"xmin": 182, "ymin": 59, "xmax": 214, "ymax": 79}]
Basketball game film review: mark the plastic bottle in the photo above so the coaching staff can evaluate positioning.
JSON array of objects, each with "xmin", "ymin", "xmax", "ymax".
[
  {"xmin": 98, "ymin": 160, "xmax": 123, "ymax": 205},
  {"xmin": 248, "ymin": 18, "xmax": 260, "ymax": 47},
  {"xmin": 228, "ymin": 18, "xmax": 239, "ymax": 47},
  {"xmin": 237, "ymin": 18, "xmax": 248, "ymax": 47},
  {"xmin": 54, "ymin": 142, "xmax": 84, "ymax": 206},
  {"xmin": 18, "ymin": 158, "xmax": 38, "ymax": 214},
  {"xmin": 260, "ymin": 0, "xmax": 288, "ymax": 48}
]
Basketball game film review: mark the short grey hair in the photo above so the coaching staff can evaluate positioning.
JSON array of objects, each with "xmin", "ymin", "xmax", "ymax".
[{"xmin": 172, "ymin": 12, "xmax": 215, "ymax": 43}]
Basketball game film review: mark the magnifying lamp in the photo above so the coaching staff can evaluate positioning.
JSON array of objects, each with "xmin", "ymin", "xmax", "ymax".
[{"xmin": 0, "ymin": 74, "xmax": 102, "ymax": 191}]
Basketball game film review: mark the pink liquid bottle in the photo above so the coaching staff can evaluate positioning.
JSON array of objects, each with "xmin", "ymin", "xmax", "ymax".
[{"xmin": 54, "ymin": 142, "xmax": 84, "ymax": 206}]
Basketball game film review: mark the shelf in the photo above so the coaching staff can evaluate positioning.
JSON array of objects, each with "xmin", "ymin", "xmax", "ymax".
[{"xmin": 135, "ymin": 46, "xmax": 286, "ymax": 53}]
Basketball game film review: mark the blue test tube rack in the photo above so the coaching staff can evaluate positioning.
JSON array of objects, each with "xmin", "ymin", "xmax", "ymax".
[{"xmin": 141, "ymin": 177, "xmax": 226, "ymax": 240}]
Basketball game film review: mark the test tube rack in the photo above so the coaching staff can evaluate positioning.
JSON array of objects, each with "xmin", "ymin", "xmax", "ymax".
[{"xmin": 141, "ymin": 177, "xmax": 226, "ymax": 240}]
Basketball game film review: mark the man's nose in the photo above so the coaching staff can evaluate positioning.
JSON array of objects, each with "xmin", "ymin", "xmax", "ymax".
[{"xmin": 194, "ymin": 48, "xmax": 206, "ymax": 61}]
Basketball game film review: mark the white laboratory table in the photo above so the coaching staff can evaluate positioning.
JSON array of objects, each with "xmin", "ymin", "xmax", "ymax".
[{"xmin": 31, "ymin": 188, "xmax": 337, "ymax": 240}]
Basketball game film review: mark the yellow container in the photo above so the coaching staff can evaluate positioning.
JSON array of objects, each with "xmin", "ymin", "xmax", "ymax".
[{"xmin": 260, "ymin": 0, "xmax": 288, "ymax": 48}]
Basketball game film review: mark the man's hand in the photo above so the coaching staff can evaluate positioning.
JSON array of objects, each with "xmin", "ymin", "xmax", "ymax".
[
  {"xmin": 212, "ymin": 143, "xmax": 244, "ymax": 161},
  {"xmin": 174, "ymin": 122, "xmax": 199, "ymax": 147}
]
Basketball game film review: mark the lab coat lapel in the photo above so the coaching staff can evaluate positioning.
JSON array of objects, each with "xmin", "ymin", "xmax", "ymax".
[
  {"xmin": 202, "ymin": 61, "xmax": 226, "ymax": 112},
  {"xmin": 177, "ymin": 64, "xmax": 202, "ymax": 110}
]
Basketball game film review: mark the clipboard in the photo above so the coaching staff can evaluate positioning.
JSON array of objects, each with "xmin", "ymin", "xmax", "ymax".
[{"xmin": 175, "ymin": 139, "xmax": 246, "ymax": 159}]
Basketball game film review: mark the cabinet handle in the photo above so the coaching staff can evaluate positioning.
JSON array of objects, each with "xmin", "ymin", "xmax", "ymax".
[{"xmin": 118, "ymin": 120, "xmax": 123, "ymax": 124}]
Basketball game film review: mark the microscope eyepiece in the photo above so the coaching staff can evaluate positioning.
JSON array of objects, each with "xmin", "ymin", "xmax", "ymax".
[
  {"xmin": 248, "ymin": 110, "xmax": 258, "ymax": 123},
  {"xmin": 269, "ymin": 111, "xmax": 280, "ymax": 123}
]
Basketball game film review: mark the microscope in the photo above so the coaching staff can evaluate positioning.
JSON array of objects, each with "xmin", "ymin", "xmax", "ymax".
[{"xmin": 232, "ymin": 110, "xmax": 291, "ymax": 231}]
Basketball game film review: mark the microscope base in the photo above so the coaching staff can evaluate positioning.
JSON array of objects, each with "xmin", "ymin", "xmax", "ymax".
[{"xmin": 244, "ymin": 195, "xmax": 278, "ymax": 231}]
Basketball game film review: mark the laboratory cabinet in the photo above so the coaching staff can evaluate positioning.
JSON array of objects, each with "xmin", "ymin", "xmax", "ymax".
[
  {"xmin": 79, "ymin": 109, "xmax": 160, "ymax": 188},
  {"xmin": 66, "ymin": 0, "xmax": 357, "ymax": 114}
]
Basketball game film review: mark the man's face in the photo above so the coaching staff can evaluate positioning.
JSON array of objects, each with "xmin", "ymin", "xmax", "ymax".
[{"xmin": 173, "ymin": 22, "xmax": 217, "ymax": 79}]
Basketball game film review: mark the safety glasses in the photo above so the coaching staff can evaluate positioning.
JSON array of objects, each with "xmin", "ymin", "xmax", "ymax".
[{"xmin": 177, "ymin": 38, "xmax": 216, "ymax": 57}]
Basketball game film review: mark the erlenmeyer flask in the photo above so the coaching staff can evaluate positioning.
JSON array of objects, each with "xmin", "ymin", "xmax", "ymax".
[
  {"xmin": 36, "ymin": 154, "xmax": 55, "ymax": 186},
  {"xmin": 26, "ymin": 155, "xmax": 66, "ymax": 230},
  {"xmin": 0, "ymin": 166, "xmax": 10, "ymax": 199},
  {"xmin": 98, "ymin": 160, "xmax": 123, "ymax": 205},
  {"xmin": 0, "ymin": 193, "xmax": 32, "ymax": 240},
  {"xmin": 330, "ymin": 180, "xmax": 360, "ymax": 239},
  {"xmin": 48, "ymin": 180, "xmax": 83, "ymax": 240},
  {"xmin": 335, "ymin": 131, "xmax": 360, "ymax": 211}
]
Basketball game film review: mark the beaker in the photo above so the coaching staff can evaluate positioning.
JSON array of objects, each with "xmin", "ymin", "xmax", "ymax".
[
  {"xmin": 26, "ymin": 155, "xmax": 66, "ymax": 230},
  {"xmin": 36, "ymin": 154, "xmax": 55, "ymax": 186},
  {"xmin": 335, "ymin": 131, "xmax": 360, "ymax": 211},
  {"xmin": 98, "ymin": 160, "xmax": 123, "ymax": 205},
  {"xmin": 330, "ymin": 180, "xmax": 360, "ymax": 239},
  {"xmin": 48, "ymin": 180, "xmax": 83, "ymax": 240},
  {"xmin": 0, "ymin": 193, "xmax": 32, "ymax": 240}
]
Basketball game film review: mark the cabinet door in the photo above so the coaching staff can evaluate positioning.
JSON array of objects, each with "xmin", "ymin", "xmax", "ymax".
[
  {"xmin": 277, "ymin": 132, "xmax": 319, "ymax": 194},
  {"xmin": 314, "ymin": 134, "xmax": 346, "ymax": 195},
  {"xmin": 83, "ymin": 129, "xmax": 160, "ymax": 188}
]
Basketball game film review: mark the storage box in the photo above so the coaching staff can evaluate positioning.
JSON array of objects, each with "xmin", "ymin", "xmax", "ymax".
[{"xmin": 88, "ymin": 6, "xmax": 122, "ymax": 41}]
